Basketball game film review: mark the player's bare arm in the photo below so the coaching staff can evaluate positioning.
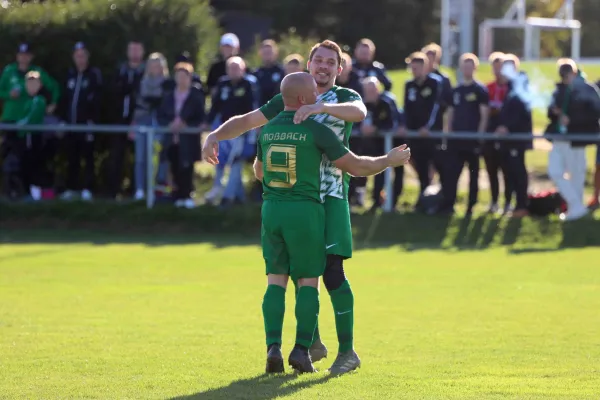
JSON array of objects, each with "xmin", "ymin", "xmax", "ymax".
[
  {"xmin": 293, "ymin": 100, "xmax": 367, "ymax": 124},
  {"xmin": 333, "ymin": 144, "xmax": 411, "ymax": 177},
  {"xmin": 202, "ymin": 109, "xmax": 268, "ymax": 165},
  {"xmin": 253, "ymin": 158, "xmax": 263, "ymax": 182}
]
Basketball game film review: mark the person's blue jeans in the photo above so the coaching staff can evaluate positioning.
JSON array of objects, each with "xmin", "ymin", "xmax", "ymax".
[
  {"xmin": 134, "ymin": 115, "xmax": 168, "ymax": 192},
  {"xmin": 222, "ymin": 160, "xmax": 245, "ymax": 201}
]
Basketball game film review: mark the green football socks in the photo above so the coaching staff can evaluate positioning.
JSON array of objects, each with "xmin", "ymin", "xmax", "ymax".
[
  {"xmin": 262, "ymin": 284, "xmax": 286, "ymax": 346},
  {"xmin": 329, "ymin": 280, "xmax": 354, "ymax": 353},
  {"xmin": 295, "ymin": 286, "xmax": 320, "ymax": 348},
  {"xmin": 294, "ymin": 281, "xmax": 321, "ymax": 345}
]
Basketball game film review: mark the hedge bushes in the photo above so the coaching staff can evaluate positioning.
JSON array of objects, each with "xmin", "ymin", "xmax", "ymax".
[{"xmin": 0, "ymin": 0, "xmax": 221, "ymax": 84}]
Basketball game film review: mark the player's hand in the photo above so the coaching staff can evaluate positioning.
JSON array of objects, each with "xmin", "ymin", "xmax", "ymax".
[
  {"xmin": 396, "ymin": 126, "xmax": 407, "ymax": 137},
  {"xmin": 386, "ymin": 144, "xmax": 411, "ymax": 167},
  {"xmin": 560, "ymin": 115, "xmax": 570, "ymax": 126},
  {"xmin": 10, "ymin": 88, "xmax": 20, "ymax": 99},
  {"xmin": 418, "ymin": 127, "xmax": 429, "ymax": 137},
  {"xmin": 46, "ymin": 104, "xmax": 56, "ymax": 115},
  {"xmin": 293, "ymin": 102, "xmax": 325, "ymax": 124},
  {"xmin": 202, "ymin": 132, "xmax": 220, "ymax": 165}
]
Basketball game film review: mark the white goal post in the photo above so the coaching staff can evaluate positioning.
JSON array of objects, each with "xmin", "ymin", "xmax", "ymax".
[{"xmin": 478, "ymin": 0, "xmax": 581, "ymax": 61}]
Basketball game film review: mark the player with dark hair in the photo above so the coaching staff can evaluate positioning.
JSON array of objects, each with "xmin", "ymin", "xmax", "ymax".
[
  {"xmin": 256, "ymin": 72, "xmax": 410, "ymax": 373},
  {"xmin": 202, "ymin": 40, "xmax": 367, "ymax": 374}
]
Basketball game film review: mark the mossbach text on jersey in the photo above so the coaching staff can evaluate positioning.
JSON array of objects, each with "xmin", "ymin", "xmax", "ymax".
[{"xmin": 262, "ymin": 132, "xmax": 308, "ymax": 142}]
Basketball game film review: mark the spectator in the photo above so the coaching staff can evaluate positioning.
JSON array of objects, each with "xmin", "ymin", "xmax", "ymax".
[
  {"xmin": 108, "ymin": 40, "xmax": 145, "ymax": 199},
  {"xmin": 283, "ymin": 54, "xmax": 305, "ymax": 75},
  {"xmin": 444, "ymin": 53, "xmax": 489, "ymax": 215},
  {"xmin": 253, "ymin": 40, "xmax": 285, "ymax": 106},
  {"xmin": 343, "ymin": 51, "xmax": 367, "ymax": 206},
  {"xmin": 352, "ymin": 38, "xmax": 392, "ymax": 91},
  {"xmin": 172, "ymin": 51, "xmax": 203, "ymax": 90},
  {"xmin": 58, "ymin": 42, "xmax": 103, "ymax": 201},
  {"xmin": 484, "ymin": 51, "xmax": 511, "ymax": 213},
  {"xmin": 11, "ymin": 72, "xmax": 48, "ymax": 200},
  {"xmin": 204, "ymin": 57, "xmax": 260, "ymax": 207},
  {"xmin": 421, "ymin": 42, "xmax": 453, "ymax": 123},
  {"xmin": 131, "ymin": 52, "xmax": 170, "ymax": 201},
  {"xmin": 588, "ymin": 80, "xmax": 600, "ymax": 211},
  {"xmin": 358, "ymin": 77, "xmax": 405, "ymax": 211},
  {"xmin": 403, "ymin": 52, "xmax": 445, "ymax": 211},
  {"xmin": 0, "ymin": 43, "xmax": 60, "ymax": 123},
  {"xmin": 495, "ymin": 58, "xmax": 533, "ymax": 218},
  {"xmin": 206, "ymin": 33, "xmax": 240, "ymax": 95},
  {"xmin": 337, "ymin": 52, "xmax": 362, "ymax": 97},
  {"xmin": 157, "ymin": 61, "xmax": 205, "ymax": 208},
  {"xmin": 546, "ymin": 59, "xmax": 600, "ymax": 221}
]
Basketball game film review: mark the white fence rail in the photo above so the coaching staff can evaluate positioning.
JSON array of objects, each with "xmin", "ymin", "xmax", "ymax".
[{"xmin": 1, "ymin": 123, "xmax": 599, "ymax": 212}]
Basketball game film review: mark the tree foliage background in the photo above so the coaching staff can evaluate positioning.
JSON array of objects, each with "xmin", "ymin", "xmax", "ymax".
[{"xmin": 212, "ymin": 0, "xmax": 600, "ymax": 68}]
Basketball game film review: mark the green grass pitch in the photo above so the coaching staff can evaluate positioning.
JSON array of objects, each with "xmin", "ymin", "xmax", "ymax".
[{"xmin": 1, "ymin": 228, "xmax": 599, "ymax": 399}]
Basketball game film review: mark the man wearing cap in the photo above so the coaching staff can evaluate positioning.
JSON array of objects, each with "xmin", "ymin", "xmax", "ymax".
[
  {"xmin": 0, "ymin": 43, "xmax": 60, "ymax": 124},
  {"xmin": 204, "ymin": 56, "xmax": 260, "ymax": 207},
  {"xmin": 58, "ymin": 42, "xmax": 103, "ymax": 201},
  {"xmin": 206, "ymin": 33, "xmax": 242, "ymax": 96}
]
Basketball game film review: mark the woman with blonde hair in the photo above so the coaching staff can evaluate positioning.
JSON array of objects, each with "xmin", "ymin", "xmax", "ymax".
[{"xmin": 131, "ymin": 52, "xmax": 170, "ymax": 200}]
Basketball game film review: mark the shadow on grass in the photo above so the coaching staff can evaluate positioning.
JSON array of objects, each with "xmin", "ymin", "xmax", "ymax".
[
  {"xmin": 169, "ymin": 372, "xmax": 335, "ymax": 400},
  {"xmin": 2, "ymin": 201, "xmax": 599, "ymax": 253}
]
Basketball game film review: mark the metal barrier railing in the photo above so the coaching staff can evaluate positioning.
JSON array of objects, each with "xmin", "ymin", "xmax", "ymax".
[{"xmin": 1, "ymin": 123, "xmax": 599, "ymax": 212}]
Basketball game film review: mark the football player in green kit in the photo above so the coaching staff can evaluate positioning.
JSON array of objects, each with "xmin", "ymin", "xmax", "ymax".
[
  {"xmin": 203, "ymin": 40, "xmax": 367, "ymax": 374},
  {"xmin": 256, "ymin": 72, "xmax": 410, "ymax": 373}
]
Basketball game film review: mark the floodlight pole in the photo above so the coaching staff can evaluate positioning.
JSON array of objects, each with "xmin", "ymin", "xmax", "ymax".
[
  {"xmin": 457, "ymin": 0, "xmax": 474, "ymax": 83},
  {"xmin": 440, "ymin": 0, "xmax": 452, "ymax": 67}
]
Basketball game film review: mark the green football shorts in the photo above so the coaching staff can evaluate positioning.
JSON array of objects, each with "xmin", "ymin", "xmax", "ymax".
[
  {"xmin": 261, "ymin": 200, "xmax": 326, "ymax": 280},
  {"xmin": 324, "ymin": 197, "xmax": 353, "ymax": 259}
]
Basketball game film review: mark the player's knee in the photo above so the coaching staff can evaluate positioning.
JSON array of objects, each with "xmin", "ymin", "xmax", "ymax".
[
  {"xmin": 297, "ymin": 277, "xmax": 319, "ymax": 288},
  {"xmin": 323, "ymin": 255, "xmax": 346, "ymax": 292},
  {"xmin": 267, "ymin": 274, "xmax": 289, "ymax": 288}
]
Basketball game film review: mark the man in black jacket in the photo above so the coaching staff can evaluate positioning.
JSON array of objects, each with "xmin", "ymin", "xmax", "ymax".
[
  {"xmin": 59, "ymin": 42, "xmax": 103, "ymax": 201},
  {"xmin": 422, "ymin": 43, "xmax": 453, "ymax": 118},
  {"xmin": 444, "ymin": 53, "xmax": 489, "ymax": 215},
  {"xmin": 338, "ymin": 53, "xmax": 362, "ymax": 97},
  {"xmin": 108, "ymin": 40, "xmax": 145, "ymax": 199},
  {"xmin": 352, "ymin": 38, "xmax": 392, "ymax": 91},
  {"xmin": 547, "ymin": 59, "xmax": 600, "ymax": 221},
  {"xmin": 357, "ymin": 77, "xmax": 405, "ymax": 211},
  {"xmin": 253, "ymin": 40, "xmax": 285, "ymax": 107},
  {"xmin": 495, "ymin": 61, "xmax": 533, "ymax": 218},
  {"xmin": 403, "ymin": 52, "xmax": 445, "ymax": 210}
]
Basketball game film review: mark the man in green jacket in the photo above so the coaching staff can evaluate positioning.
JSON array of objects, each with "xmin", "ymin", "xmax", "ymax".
[{"xmin": 0, "ymin": 43, "xmax": 60, "ymax": 122}]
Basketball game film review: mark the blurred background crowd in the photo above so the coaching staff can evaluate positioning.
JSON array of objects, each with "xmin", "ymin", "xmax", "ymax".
[{"xmin": 1, "ymin": 0, "xmax": 600, "ymax": 221}]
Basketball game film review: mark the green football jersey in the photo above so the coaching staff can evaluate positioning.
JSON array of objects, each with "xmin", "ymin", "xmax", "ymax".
[
  {"xmin": 259, "ymin": 85, "xmax": 362, "ymax": 200},
  {"xmin": 257, "ymin": 111, "xmax": 349, "ymax": 203}
]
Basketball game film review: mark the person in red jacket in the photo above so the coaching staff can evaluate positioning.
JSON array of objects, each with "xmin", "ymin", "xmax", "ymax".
[{"xmin": 484, "ymin": 52, "xmax": 511, "ymax": 213}]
